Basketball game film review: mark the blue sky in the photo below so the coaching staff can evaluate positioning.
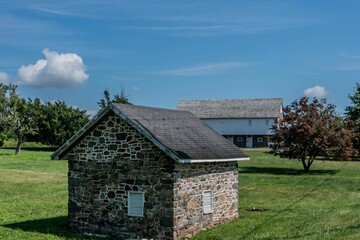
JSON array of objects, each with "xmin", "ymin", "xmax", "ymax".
[{"xmin": 1, "ymin": 1, "xmax": 360, "ymax": 115}]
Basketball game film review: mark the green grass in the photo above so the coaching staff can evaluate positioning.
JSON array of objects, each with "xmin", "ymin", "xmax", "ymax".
[
  {"xmin": 0, "ymin": 148, "xmax": 359, "ymax": 239},
  {"xmin": 0, "ymin": 148, "xmax": 98, "ymax": 239},
  {"xmin": 192, "ymin": 149, "xmax": 360, "ymax": 240}
]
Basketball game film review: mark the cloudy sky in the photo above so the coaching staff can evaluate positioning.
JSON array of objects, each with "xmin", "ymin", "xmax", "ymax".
[{"xmin": 1, "ymin": 1, "xmax": 360, "ymax": 115}]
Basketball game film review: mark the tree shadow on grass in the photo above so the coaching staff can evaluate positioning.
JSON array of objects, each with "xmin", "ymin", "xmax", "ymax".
[
  {"xmin": 1, "ymin": 147, "xmax": 57, "ymax": 152},
  {"xmin": 0, "ymin": 153, "xmax": 11, "ymax": 156},
  {"xmin": 239, "ymin": 166, "xmax": 337, "ymax": 175},
  {"xmin": 2, "ymin": 216, "xmax": 101, "ymax": 239}
]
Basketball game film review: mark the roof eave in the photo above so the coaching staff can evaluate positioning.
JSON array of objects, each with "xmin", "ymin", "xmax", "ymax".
[{"xmin": 178, "ymin": 157, "xmax": 250, "ymax": 163}]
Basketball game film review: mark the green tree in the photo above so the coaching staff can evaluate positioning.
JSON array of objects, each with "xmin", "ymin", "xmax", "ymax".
[
  {"xmin": 36, "ymin": 101, "xmax": 89, "ymax": 147},
  {"xmin": 270, "ymin": 97, "xmax": 354, "ymax": 172},
  {"xmin": 345, "ymin": 83, "xmax": 360, "ymax": 151},
  {"xmin": 98, "ymin": 86, "xmax": 131, "ymax": 109},
  {"xmin": 0, "ymin": 84, "xmax": 37, "ymax": 155}
]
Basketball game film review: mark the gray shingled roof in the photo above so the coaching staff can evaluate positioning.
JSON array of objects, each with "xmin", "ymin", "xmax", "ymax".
[
  {"xmin": 177, "ymin": 98, "xmax": 283, "ymax": 119},
  {"xmin": 52, "ymin": 103, "xmax": 248, "ymax": 162}
]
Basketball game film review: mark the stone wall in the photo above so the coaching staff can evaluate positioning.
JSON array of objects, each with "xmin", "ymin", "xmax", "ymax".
[
  {"xmin": 173, "ymin": 161, "xmax": 238, "ymax": 239},
  {"xmin": 67, "ymin": 113, "xmax": 175, "ymax": 239},
  {"xmin": 67, "ymin": 112, "xmax": 239, "ymax": 239}
]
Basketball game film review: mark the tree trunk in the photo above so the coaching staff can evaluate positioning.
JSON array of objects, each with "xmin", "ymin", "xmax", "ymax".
[
  {"xmin": 15, "ymin": 129, "xmax": 22, "ymax": 156},
  {"xmin": 303, "ymin": 164, "xmax": 310, "ymax": 173},
  {"xmin": 301, "ymin": 158, "xmax": 314, "ymax": 173}
]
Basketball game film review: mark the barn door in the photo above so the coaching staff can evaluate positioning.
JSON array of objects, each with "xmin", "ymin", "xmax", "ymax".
[{"xmin": 246, "ymin": 136, "xmax": 253, "ymax": 148}]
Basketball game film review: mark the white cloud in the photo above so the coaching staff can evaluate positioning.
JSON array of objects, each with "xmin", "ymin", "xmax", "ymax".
[
  {"xmin": 304, "ymin": 85, "xmax": 327, "ymax": 98},
  {"xmin": 155, "ymin": 62, "xmax": 251, "ymax": 76},
  {"xmin": 0, "ymin": 72, "xmax": 10, "ymax": 84},
  {"xmin": 132, "ymin": 86, "xmax": 140, "ymax": 92},
  {"xmin": 337, "ymin": 51, "xmax": 360, "ymax": 60},
  {"xmin": 337, "ymin": 63, "xmax": 360, "ymax": 71},
  {"xmin": 17, "ymin": 49, "xmax": 89, "ymax": 88},
  {"xmin": 296, "ymin": 71, "xmax": 321, "ymax": 76}
]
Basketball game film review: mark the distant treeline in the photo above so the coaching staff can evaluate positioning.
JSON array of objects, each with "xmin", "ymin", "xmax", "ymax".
[{"xmin": 0, "ymin": 83, "xmax": 130, "ymax": 155}]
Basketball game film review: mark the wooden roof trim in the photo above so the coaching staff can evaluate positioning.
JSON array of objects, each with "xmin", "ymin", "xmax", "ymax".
[{"xmin": 178, "ymin": 157, "xmax": 249, "ymax": 163}]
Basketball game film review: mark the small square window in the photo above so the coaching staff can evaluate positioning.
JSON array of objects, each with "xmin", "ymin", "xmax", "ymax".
[
  {"xmin": 257, "ymin": 137, "xmax": 263, "ymax": 142},
  {"xmin": 203, "ymin": 190, "xmax": 213, "ymax": 214},
  {"xmin": 237, "ymin": 137, "xmax": 243, "ymax": 141},
  {"xmin": 128, "ymin": 191, "xmax": 144, "ymax": 217}
]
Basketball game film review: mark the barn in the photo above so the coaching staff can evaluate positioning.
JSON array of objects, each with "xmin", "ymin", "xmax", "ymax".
[
  {"xmin": 52, "ymin": 103, "xmax": 249, "ymax": 239},
  {"xmin": 177, "ymin": 98, "xmax": 283, "ymax": 148}
]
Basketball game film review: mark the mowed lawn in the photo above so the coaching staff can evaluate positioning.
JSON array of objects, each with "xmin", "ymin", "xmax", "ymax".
[
  {"xmin": 0, "ymin": 148, "xmax": 359, "ymax": 239},
  {"xmin": 193, "ymin": 149, "xmax": 360, "ymax": 240}
]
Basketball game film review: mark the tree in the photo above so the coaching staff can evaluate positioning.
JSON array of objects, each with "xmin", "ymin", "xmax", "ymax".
[
  {"xmin": 345, "ymin": 83, "xmax": 360, "ymax": 151},
  {"xmin": 35, "ymin": 101, "xmax": 89, "ymax": 147},
  {"xmin": 0, "ymin": 84, "xmax": 37, "ymax": 155},
  {"xmin": 23, "ymin": 100, "xmax": 89, "ymax": 147},
  {"xmin": 270, "ymin": 97, "xmax": 354, "ymax": 172},
  {"xmin": 98, "ymin": 86, "xmax": 131, "ymax": 109}
]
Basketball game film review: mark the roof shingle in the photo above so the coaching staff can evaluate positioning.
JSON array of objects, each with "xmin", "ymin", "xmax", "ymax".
[{"xmin": 177, "ymin": 98, "xmax": 283, "ymax": 119}]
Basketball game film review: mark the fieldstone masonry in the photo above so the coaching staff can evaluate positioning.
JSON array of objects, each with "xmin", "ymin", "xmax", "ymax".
[
  {"xmin": 173, "ymin": 162, "xmax": 238, "ymax": 238},
  {"xmin": 67, "ymin": 112, "xmax": 239, "ymax": 239}
]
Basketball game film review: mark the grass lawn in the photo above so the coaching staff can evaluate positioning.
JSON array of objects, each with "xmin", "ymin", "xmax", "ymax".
[
  {"xmin": 192, "ymin": 149, "xmax": 360, "ymax": 240},
  {"xmin": 0, "ymin": 148, "xmax": 95, "ymax": 240},
  {"xmin": 0, "ymin": 148, "xmax": 359, "ymax": 239}
]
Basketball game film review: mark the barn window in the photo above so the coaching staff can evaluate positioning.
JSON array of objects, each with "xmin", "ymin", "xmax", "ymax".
[
  {"xmin": 257, "ymin": 137, "xmax": 263, "ymax": 142},
  {"xmin": 237, "ymin": 137, "xmax": 243, "ymax": 141},
  {"xmin": 203, "ymin": 190, "xmax": 213, "ymax": 214},
  {"xmin": 128, "ymin": 191, "xmax": 144, "ymax": 217},
  {"xmin": 248, "ymin": 120, "xmax": 252, "ymax": 126},
  {"xmin": 266, "ymin": 119, "xmax": 269, "ymax": 126}
]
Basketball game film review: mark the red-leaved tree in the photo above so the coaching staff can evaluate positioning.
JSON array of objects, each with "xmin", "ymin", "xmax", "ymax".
[{"xmin": 270, "ymin": 97, "xmax": 355, "ymax": 172}]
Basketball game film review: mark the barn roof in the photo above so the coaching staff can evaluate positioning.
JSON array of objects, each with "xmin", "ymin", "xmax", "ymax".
[
  {"xmin": 177, "ymin": 98, "xmax": 283, "ymax": 119},
  {"xmin": 51, "ymin": 103, "xmax": 249, "ymax": 162}
]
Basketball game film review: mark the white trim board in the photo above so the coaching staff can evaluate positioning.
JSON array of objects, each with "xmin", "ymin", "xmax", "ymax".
[{"xmin": 178, "ymin": 157, "xmax": 250, "ymax": 163}]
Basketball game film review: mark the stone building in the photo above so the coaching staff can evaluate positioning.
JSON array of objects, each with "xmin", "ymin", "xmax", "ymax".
[{"xmin": 52, "ymin": 103, "xmax": 249, "ymax": 239}]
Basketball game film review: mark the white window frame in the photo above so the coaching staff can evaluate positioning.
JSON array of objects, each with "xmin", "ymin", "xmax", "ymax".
[
  {"xmin": 128, "ymin": 191, "xmax": 144, "ymax": 217},
  {"xmin": 203, "ymin": 190, "xmax": 213, "ymax": 214},
  {"xmin": 257, "ymin": 137, "xmax": 263, "ymax": 143}
]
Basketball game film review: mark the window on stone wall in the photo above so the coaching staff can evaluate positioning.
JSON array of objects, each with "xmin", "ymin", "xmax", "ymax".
[
  {"xmin": 128, "ymin": 191, "xmax": 144, "ymax": 217},
  {"xmin": 203, "ymin": 190, "xmax": 213, "ymax": 214},
  {"xmin": 257, "ymin": 137, "xmax": 263, "ymax": 142}
]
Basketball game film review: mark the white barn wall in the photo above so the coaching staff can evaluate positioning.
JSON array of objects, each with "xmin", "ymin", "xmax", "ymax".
[{"xmin": 202, "ymin": 118, "xmax": 275, "ymax": 135}]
